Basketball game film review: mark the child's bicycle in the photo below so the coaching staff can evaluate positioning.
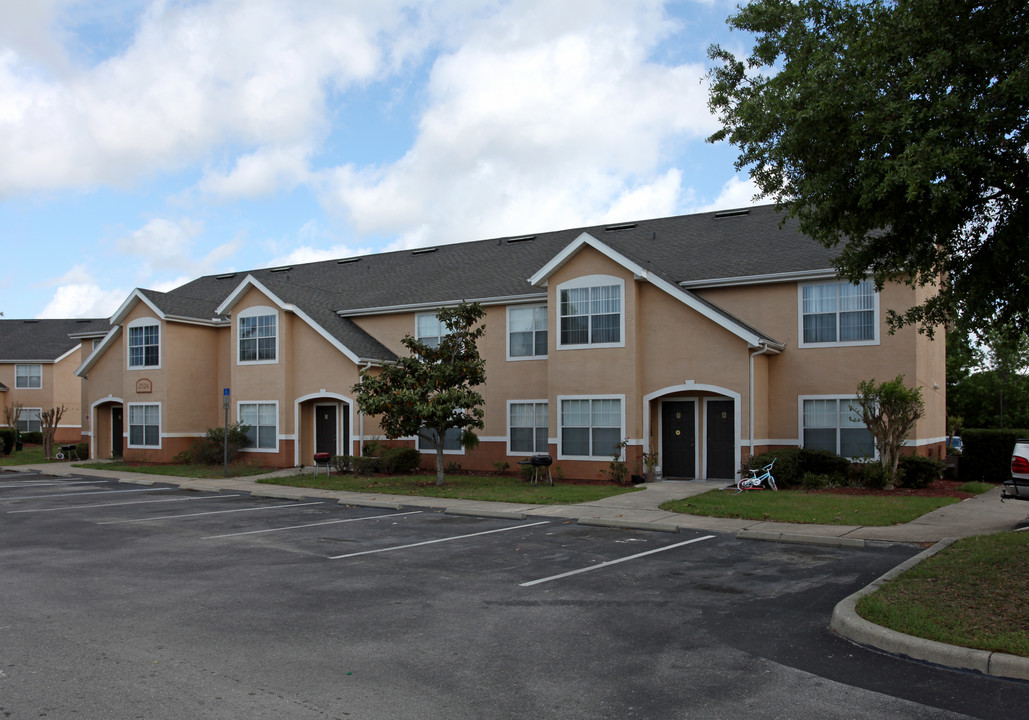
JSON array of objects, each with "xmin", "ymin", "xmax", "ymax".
[{"xmin": 730, "ymin": 458, "xmax": 777, "ymax": 493}]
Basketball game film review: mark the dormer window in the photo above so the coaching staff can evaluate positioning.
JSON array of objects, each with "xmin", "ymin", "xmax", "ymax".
[{"xmin": 238, "ymin": 306, "xmax": 278, "ymax": 364}]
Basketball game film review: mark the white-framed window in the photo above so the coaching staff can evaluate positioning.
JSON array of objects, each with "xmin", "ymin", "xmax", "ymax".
[
  {"xmin": 800, "ymin": 396, "xmax": 876, "ymax": 459},
  {"xmin": 127, "ymin": 318, "xmax": 161, "ymax": 369},
  {"xmin": 15, "ymin": 364, "xmax": 42, "ymax": 389},
  {"xmin": 557, "ymin": 275, "xmax": 624, "ymax": 349},
  {"xmin": 508, "ymin": 401, "xmax": 548, "ymax": 454},
  {"xmin": 17, "ymin": 408, "xmax": 42, "ymax": 433},
  {"xmin": 799, "ymin": 279, "xmax": 878, "ymax": 346},
  {"xmin": 558, "ymin": 396, "xmax": 624, "ymax": 460},
  {"xmin": 417, "ymin": 427, "xmax": 464, "ymax": 454},
  {"xmin": 239, "ymin": 402, "xmax": 278, "ymax": 451},
  {"xmin": 415, "ymin": 312, "xmax": 452, "ymax": 349},
  {"xmin": 238, "ymin": 306, "xmax": 278, "ymax": 364},
  {"xmin": 127, "ymin": 403, "xmax": 161, "ymax": 448},
  {"xmin": 508, "ymin": 305, "xmax": 548, "ymax": 359}
]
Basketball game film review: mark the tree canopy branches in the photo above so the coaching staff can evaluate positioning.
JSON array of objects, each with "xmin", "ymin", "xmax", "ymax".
[{"xmin": 708, "ymin": 0, "xmax": 1029, "ymax": 339}]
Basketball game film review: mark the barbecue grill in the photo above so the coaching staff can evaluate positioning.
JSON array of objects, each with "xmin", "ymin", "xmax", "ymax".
[{"xmin": 517, "ymin": 454, "xmax": 553, "ymax": 486}]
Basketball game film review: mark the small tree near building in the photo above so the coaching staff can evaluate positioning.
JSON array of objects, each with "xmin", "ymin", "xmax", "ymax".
[
  {"xmin": 855, "ymin": 376, "xmax": 925, "ymax": 488},
  {"xmin": 352, "ymin": 302, "xmax": 486, "ymax": 486},
  {"xmin": 40, "ymin": 405, "xmax": 68, "ymax": 460}
]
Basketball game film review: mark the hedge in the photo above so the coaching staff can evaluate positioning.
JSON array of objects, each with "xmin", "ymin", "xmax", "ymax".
[{"xmin": 960, "ymin": 428, "xmax": 1029, "ymax": 483}]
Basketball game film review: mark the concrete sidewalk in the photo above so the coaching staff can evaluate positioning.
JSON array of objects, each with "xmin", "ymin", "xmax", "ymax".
[{"xmin": 5, "ymin": 462, "xmax": 1029, "ymax": 681}]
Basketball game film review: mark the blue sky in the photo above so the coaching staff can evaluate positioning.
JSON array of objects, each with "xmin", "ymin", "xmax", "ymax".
[{"xmin": 0, "ymin": 0, "xmax": 762, "ymax": 320}]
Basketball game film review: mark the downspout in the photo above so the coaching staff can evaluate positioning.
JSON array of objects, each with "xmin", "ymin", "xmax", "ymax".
[
  {"xmin": 358, "ymin": 361, "xmax": 372, "ymax": 456},
  {"xmin": 749, "ymin": 344, "xmax": 773, "ymax": 460}
]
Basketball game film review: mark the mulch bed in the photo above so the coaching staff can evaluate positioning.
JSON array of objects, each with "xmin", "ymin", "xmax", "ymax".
[{"xmin": 814, "ymin": 478, "xmax": 978, "ymax": 499}]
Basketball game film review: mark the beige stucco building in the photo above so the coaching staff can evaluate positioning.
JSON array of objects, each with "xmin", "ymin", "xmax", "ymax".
[{"xmin": 73, "ymin": 205, "xmax": 946, "ymax": 479}]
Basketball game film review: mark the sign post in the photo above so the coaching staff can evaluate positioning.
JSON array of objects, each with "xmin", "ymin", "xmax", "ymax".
[{"xmin": 223, "ymin": 388, "xmax": 230, "ymax": 478}]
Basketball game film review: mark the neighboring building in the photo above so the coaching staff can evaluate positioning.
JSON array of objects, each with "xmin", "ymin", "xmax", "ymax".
[
  {"xmin": 74, "ymin": 205, "xmax": 946, "ymax": 478},
  {"xmin": 0, "ymin": 318, "xmax": 109, "ymax": 445}
]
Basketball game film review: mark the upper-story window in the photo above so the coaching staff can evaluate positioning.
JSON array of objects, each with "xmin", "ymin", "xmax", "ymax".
[
  {"xmin": 557, "ymin": 276, "xmax": 624, "ymax": 349},
  {"xmin": 800, "ymin": 279, "xmax": 878, "ymax": 346},
  {"xmin": 238, "ymin": 307, "xmax": 278, "ymax": 364},
  {"xmin": 415, "ymin": 312, "xmax": 453, "ymax": 349},
  {"xmin": 127, "ymin": 319, "xmax": 160, "ymax": 369},
  {"xmin": 508, "ymin": 305, "xmax": 548, "ymax": 359},
  {"xmin": 15, "ymin": 364, "xmax": 42, "ymax": 389}
]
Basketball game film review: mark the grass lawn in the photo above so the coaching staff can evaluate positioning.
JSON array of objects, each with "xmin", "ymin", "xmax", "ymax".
[
  {"xmin": 74, "ymin": 461, "xmax": 275, "ymax": 479},
  {"xmin": 0, "ymin": 445, "xmax": 55, "ymax": 465},
  {"xmin": 857, "ymin": 532, "xmax": 1029, "ymax": 657},
  {"xmin": 659, "ymin": 489, "xmax": 960, "ymax": 526},
  {"xmin": 259, "ymin": 473, "xmax": 642, "ymax": 505}
]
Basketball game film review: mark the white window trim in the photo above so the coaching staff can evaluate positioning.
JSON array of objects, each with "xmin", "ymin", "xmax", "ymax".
[
  {"xmin": 797, "ymin": 279, "xmax": 880, "ymax": 348},
  {"xmin": 126, "ymin": 318, "xmax": 162, "ymax": 369},
  {"xmin": 237, "ymin": 305, "xmax": 279, "ymax": 365},
  {"xmin": 506, "ymin": 399, "xmax": 549, "ymax": 455},
  {"xmin": 238, "ymin": 400, "xmax": 279, "ymax": 453},
  {"xmin": 556, "ymin": 275, "xmax": 626, "ymax": 350},
  {"xmin": 14, "ymin": 364, "xmax": 42, "ymax": 389},
  {"xmin": 506, "ymin": 304, "xmax": 548, "ymax": 361},
  {"xmin": 414, "ymin": 311, "xmax": 453, "ymax": 348},
  {"xmin": 16, "ymin": 407, "xmax": 43, "ymax": 433},
  {"xmin": 557, "ymin": 394, "xmax": 626, "ymax": 461},
  {"xmin": 798, "ymin": 394, "xmax": 878, "ymax": 460},
  {"xmin": 126, "ymin": 401, "xmax": 162, "ymax": 449}
]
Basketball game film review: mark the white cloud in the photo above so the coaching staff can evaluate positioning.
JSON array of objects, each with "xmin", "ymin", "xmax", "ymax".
[
  {"xmin": 197, "ymin": 144, "xmax": 314, "ymax": 200},
  {"xmin": 324, "ymin": 0, "xmax": 717, "ymax": 245},
  {"xmin": 37, "ymin": 282, "xmax": 128, "ymax": 319},
  {"xmin": 691, "ymin": 175, "xmax": 764, "ymax": 213},
  {"xmin": 115, "ymin": 217, "xmax": 203, "ymax": 267}
]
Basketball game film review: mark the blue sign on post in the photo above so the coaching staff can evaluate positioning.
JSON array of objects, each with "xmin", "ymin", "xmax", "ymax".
[{"xmin": 223, "ymin": 387, "xmax": 230, "ymax": 410}]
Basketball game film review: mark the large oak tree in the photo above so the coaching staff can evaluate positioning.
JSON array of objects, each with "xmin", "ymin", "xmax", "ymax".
[{"xmin": 708, "ymin": 0, "xmax": 1028, "ymax": 339}]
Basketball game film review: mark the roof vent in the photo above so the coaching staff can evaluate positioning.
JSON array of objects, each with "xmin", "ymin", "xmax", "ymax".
[
  {"xmin": 604, "ymin": 222, "xmax": 637, "ymax": 232},
  {"xmin": 269, "ymin": 266, "xmax": 292, "ymax": 273},
  {"xmin": 411, "ymin": 247, "xmax": 438, "ymax": 255},
  {"xmin": 216, "ymin": 273, "xmax": 237, "ymax": 280},
  {"xmin": 714, "ymin": 209, "xmax": 750, "ymax": 219},
  {"xmin": 23, "ymin": 320, "xmax": 39, "ymax": 324},
  {"xmin": 506, "ymin": 235, "xmax": 536, "ymax": 245},
  {"xmin": 337, "ymin": 257, "xmax": 361, "ymax": 265},
  {"xmin": 76, "ymin": 319, "xmax": 91, "ymax": 323}
]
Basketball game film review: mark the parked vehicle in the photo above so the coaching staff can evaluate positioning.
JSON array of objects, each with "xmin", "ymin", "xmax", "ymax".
[
  {"xmin": 946, "ymin": 435, "xmax": 963, "ymax": 453},
  {"xmin": 1003, "ymin": 439, "xmax": 1029, "ymax": 501}
]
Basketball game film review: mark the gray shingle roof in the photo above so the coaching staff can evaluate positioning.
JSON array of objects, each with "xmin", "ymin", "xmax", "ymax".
[
  {"xmin": 155, "ymin": 204, "xmax": 833, "ymax": 357},
  {"xmin": 0, "ymin": 318, "xmax": 109, "ymax": 362}
]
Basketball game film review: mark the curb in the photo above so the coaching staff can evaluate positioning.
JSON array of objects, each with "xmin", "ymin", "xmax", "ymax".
[
  {"xmin": 737, "ymin": 529, "xmax": 866, "ymax": 549},
  {"xmin": 577, "ymin": 517, "xmax": 680, "ymax": 533},
  {"xmin": 830, "ymin": 538, "xmax": 1029, "ymax": 681},
  {"xmin": 446, "ymin": 507, "xmax": 528, "ymax": 521}
]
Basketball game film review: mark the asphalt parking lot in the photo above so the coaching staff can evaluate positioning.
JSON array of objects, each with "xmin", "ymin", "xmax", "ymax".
[{"xmin": 3, "ymin": 470, "xmax": 1028, "ymax": 719}]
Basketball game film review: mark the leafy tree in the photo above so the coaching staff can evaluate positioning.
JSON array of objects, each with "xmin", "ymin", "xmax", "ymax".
[
  {"xmin": 352, "ymin": 302, "xmax": 486, "ymax": 486},
  {"xmin": 855, "ymin": 376, "xmax": 926, "ymax": 488},
  {"xmin": 707, "ymin": 0, "xmax": 1029, "ymax": 339}
]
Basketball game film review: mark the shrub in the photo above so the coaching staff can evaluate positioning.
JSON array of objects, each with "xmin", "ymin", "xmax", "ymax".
[
  {"xmin": 801, "ymin": 472, "xmax": 832, "ymax": 490},
  {"xmin": 445, "ymin": 461, "xmax": 462, "ymax": 474},
  {"xmin": 897, "ymin": 455, "xmax": 945, "ymax": 489},
  {"xmin": 331, "ymin": 455, "xmax": 354, "ymax": 473},
  {"xmin": 21, "ymin": 431, "xmax": 43, "ymax": 444},
  {"xmin": 961, "ymin": 428, "xmax": 1029, "ymax": 483},
  {"xmin": 494, "ymin": 461, "xmax": 510, "ymax": 474},
  {"xmin": 177, "ymin": 423, "xmax": 251, "ymax": 464},
  {"xmin": 75, "ymin": 442, "xmax": 89, "ymax": 459},
  {"xmin": 849, "ymin": 461, "xmax": 889, "ymax": 489},
  {"xmin": 748, "ymin": 448, "xmax": 853, "ymax": 487},
  {"xmin": 0, "ymin": 428, "xmax": 15, "ymax": 455},
  {"xmin": 352, "ymin": 456, "xmax": 381, "ymax": 475},
  {"xmin": 378, "ymin": 447, "xmax": 421, "ymax": 474}
]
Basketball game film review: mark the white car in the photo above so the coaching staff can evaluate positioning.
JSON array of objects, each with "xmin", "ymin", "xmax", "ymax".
[{"xmin": 1003, "ymin": 439, "xmax": 1029, "ymax": 501}]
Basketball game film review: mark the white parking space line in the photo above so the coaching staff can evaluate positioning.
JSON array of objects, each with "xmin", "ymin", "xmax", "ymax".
[
  {"xmin": 8, "ymin": 494, "xmax": 243, "ymax": 514},
  {"xmin": 328, "ymin": 520, "xmax": 551, "ymax": 560},
  {"xmin": 203, "ymin": 510, "xmax": 424, "ymax": 539},
  {"xmin": 0, "ymin": 480, "xmax": 108, "ymax": 489},
  {"xmin": 2, "ymin": 487, "xmax": 171, "ymax": 501},
  {"xmin": 96, "ymin": 501, "xmax": 325, "ymax": 524},
  {"xmin": 519, "ymin": 535, "xmax": 716, "ymax": 587}
]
